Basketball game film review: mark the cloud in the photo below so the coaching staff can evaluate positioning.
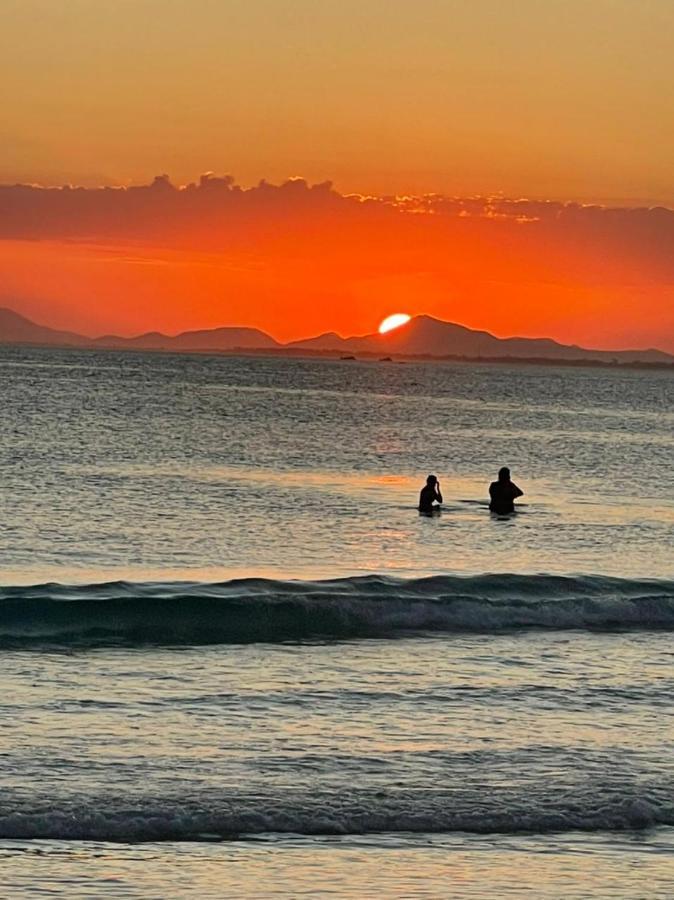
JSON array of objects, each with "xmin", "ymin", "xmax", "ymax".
[
  {"xmin": 0, "ymin": 175, "xmax": 345, "ymax": 243},
  {"xmin": 1, "ymin": 175, "xmax": 673, "ymax": 285},
  {"xmin": 0, "ymin": 175, "xmax": 672, "ymax": 350}
]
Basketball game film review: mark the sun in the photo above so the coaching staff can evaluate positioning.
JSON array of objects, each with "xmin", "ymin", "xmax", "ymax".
[{"xmin": 379, "ymin": 313, "xmax": 411, "ymax": 334}]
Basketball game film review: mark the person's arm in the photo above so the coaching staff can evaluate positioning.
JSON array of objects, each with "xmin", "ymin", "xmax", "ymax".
[
  {"xmin": 435, "ymin": 482, "xmax": 443, "ymax": 504},
  {"xmin": 512, "ymin": 483, "xmax": 524, "ymax": 499}
]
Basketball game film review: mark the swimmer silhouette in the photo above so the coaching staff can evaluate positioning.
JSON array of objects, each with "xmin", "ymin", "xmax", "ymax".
[
  {"xmin": 419, "ymin": 474, "xmax": 443, "ymax": 514},
  {"xmin": 489, "ymin": 467, "xmax": 523, "ymax": 515}
]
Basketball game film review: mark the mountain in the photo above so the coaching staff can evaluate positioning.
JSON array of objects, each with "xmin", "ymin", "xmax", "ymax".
[
  {"xmin": 95, "ymin": 326, "xmax": 280, "ymax": 351},
  {"xmin": 0, "ymin": 307, "xmax": 672, "ymax": 364},
  {"xmin": 0, "ymin": 308, "xmax": 279, "ymax": 352},
  {"xmin": 289, "ymin": 315, "xmax": 674, "ymax": 363},
  {"xmin": 0, "ymin": 307, "xmax": 87, "ymax": 346}
]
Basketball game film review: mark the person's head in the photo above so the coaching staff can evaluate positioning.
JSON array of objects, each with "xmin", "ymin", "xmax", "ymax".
[
  {"xmin": 498, "ymin": 467, "xmax": 511, "ymax": 482},
  {"xmin": 426, "ymin": 474, "xmax": 438, "ymax": 487}
]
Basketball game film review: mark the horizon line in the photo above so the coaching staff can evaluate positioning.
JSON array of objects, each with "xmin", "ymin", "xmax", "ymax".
[{"xmin": 1, "ymin": 306, "xmax": 670, "ymax": 358}]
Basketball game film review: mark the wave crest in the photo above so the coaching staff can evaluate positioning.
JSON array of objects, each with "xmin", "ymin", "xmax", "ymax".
[
  {"xmin": 1, "ymin": 784, "xmax": 672, "ymax": 841},
  {"xmin": 2, "ymin": 574, "xmax": 674, "ymax": 647}
]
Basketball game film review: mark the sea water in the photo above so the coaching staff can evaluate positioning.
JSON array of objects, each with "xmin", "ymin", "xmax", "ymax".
[{"xmin": 0, "ymin": 347, "xmax": 672, "ymax": 897}]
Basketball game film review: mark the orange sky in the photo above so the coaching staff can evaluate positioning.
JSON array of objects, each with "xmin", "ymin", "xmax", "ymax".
[
  {"xmin": 1, "ymin": 179, "xmax": 673, "ymax": 350},
  {"xmin": 1, "ymin": 1, "xmax": 673, "ymax": 349},
  {"xmin": 3, "ymin": 1, "xmax": 674, "ymax": 204}
]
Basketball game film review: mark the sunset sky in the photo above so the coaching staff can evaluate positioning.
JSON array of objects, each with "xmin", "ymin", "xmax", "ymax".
[{"xmin": 2, "ymin": 0, "xmax": 673, "ymax": 350}]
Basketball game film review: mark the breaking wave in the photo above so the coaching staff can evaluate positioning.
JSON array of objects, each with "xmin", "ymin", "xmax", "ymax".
[
  {"xmin": 1, "ymin": 785, "xmax": 672, "ymax": 842},
  {"xmin": 2, "ymin": 573, "xmax": 674, "ymax": 647}
]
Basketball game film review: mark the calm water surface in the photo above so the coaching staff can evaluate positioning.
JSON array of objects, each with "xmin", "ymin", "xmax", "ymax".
[{"xmin": 0, "ymin": 347, "xmax": 672, "ymax": 897}]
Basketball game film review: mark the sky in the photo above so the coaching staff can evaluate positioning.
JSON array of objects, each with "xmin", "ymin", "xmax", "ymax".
[{"xmin": 1, "ymin": 0, "xmax": 673, "ymax": 349}]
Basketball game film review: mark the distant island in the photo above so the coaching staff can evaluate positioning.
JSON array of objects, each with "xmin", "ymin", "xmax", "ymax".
[{"xmin": 1, "ymin": 307, "xmax": 672, "ymax": 369}]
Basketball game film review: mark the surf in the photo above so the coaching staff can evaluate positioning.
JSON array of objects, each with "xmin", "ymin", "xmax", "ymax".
[
  {"xmin": 2, "ymin": 574, "xmax": 674, "ymax": 647},
  {"xmin": 0, "ymin": 783, "xmax": 672, "ymax": 842}
]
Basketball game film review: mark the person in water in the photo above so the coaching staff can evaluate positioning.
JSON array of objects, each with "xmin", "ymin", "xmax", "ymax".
[
  {"xmin": 419, "ymin": 474, "xmax": 443, "ymax": 513},
  {"xmin": 489, "ymin": 467, "xmax": 523, "ymax": 515}
]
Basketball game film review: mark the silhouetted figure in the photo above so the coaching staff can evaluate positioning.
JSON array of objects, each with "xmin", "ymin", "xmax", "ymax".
[
  {"xmin": 489, "ymin": 467, "xmax": 523, "ymax": 515},
  {"xmin": 419, "ymin": 475, "xmax": 443, "ymax": 514}
]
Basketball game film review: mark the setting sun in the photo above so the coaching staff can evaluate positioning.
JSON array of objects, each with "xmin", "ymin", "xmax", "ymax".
[{"xmin": 379, "ymin": 313, "xmax": 411, "ymax": 334}]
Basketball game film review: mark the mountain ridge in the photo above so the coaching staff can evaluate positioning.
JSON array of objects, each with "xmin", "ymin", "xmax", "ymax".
[
  {"xmin": 287, "ymin": 315, "xmax": 673, "ymax": 363},
  {"xmin": 0, "ymin": 307, "xmax": 672, "ymax": 364}
]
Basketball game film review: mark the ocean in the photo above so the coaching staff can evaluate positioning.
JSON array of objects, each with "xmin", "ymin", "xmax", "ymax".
[{"xmin": 1, "ymin": 346, "xmax": 673, "ymax": 898}]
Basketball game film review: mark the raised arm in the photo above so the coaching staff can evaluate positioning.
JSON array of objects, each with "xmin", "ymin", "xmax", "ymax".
[{"xmin": 512, "ymin": 483, "xmax": 524, "ymax": 499}]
